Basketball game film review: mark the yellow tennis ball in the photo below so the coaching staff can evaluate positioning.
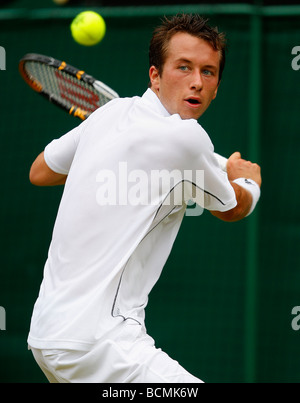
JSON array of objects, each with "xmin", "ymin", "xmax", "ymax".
[{"xmin": 70, "ymin": 11, "xmax": 106, "ymax": 46}]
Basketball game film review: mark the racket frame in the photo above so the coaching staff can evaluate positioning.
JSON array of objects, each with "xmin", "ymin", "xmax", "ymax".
[{"xmin": 19, "ymin": 53, "xmax": 118, "ymax": 120}]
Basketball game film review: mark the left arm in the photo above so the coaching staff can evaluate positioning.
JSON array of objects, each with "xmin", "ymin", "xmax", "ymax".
[
  {"xmin": 210, "ymin": 152, "xmax": 261, "ymax": 222},
  {"xmin": 210, "ymin": 181, "xmax": 253, "ymax": 222}
]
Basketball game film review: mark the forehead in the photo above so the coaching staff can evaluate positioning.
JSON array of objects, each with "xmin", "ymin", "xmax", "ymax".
[{"xmin": 165, "ymin": 32, "xmax": 221, "ymax": 67}]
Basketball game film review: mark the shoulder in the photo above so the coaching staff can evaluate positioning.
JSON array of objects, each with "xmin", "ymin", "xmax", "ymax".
[
  {"xmin": 90, "ymin": 94, "xmax": 141, "ymax": 115},
  {"xmin": 171, "ymin": 117, "xmax": 214, "ymax": 153},
  {"xmin": 93, "ymin": 95, "xmax": 138, "ymax": 115},
  {"xmin": 182, "ymin": 118, "xmax": 211, "ymax": 140},
  {"xmin": 84, "ymin": 95, "xmax": 139, "ymax": 127}
]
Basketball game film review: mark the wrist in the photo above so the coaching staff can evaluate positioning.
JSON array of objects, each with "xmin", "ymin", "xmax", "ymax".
[{"xmin": 232, "ymin": 178, "xmax": 261, "ymax": 216}]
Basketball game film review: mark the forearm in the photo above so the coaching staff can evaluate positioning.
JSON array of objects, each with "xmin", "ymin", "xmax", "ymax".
[
  {"xmin": 210, "ymin": 151, "xmax": 261, "ymax": 222},
  {"xmin": 210, "ymin": 182, "xmax": 252, "ymax": 222},
  {"xmin": 29, "ymin": 152, "xmax": 67, "ymax": 186}
]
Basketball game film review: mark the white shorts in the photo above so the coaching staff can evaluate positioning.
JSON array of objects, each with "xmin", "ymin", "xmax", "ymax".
[{"xmin": 30, "ymin": 322, "xmax": 203, "ymax": 383}]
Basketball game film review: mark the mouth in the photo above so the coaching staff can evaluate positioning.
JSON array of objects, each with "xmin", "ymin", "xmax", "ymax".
[{"xmin": 184, "ymin": 97, "xmax": 202, "ymax": 108}]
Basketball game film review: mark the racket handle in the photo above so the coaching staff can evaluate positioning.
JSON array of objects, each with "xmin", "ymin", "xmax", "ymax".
[{"xmin": 214, "ymin": 152, "xmax": 228, "ymax": 172}]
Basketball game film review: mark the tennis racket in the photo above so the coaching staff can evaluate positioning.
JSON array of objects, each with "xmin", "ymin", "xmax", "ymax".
[{"xmin": 19, "ymin": 53, "xmax": 228, "ymax": 171}]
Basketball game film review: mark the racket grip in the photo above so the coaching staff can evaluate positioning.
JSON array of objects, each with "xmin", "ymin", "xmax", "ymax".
[{"xmin": 214, "ymin": 152, "xmax": 228, "ymax": 172}]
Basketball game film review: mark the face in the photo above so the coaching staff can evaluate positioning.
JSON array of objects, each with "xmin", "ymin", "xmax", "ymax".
[{"xmin": 150, "ymin": 32, "xmax": 221, "ymax": 120}]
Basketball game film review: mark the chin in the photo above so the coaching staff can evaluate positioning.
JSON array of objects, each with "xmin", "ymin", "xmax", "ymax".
[
  {"xmin": 180, "ymin": 112, "xmax": 202, "ymax": 120},
  {"xmin": 179, "ymin": 107, "xmax": 204, "ymax": 120}
]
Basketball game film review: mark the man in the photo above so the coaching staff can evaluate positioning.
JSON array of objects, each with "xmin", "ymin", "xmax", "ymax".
[{"xmin": 28, "ymin": 14, "xmax": 261, "ymax": 383}]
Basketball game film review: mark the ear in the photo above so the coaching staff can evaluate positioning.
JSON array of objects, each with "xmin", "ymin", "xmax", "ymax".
[{"xmin": 149, "ymin": 66, "xmax": 160, "ymax": 91}]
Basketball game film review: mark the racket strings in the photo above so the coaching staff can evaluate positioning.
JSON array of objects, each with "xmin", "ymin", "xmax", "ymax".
[{"xmin": 24, "ymin": 62, "xmax": 111, "ymax": 114}]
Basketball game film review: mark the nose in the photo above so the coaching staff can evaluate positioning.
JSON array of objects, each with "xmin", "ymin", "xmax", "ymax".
[{"xmin": 190, "ymin": 71, "xmax": 203, "ymax": 91}]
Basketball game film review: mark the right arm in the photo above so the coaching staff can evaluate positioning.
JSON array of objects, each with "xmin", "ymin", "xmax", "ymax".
[
  {"xmin": 29, "ymin": 122, "xmax": 84, "ymax": 186},
  {"xmin": 29, "ymin": 151, "xmax": 67, "ymax": 186}
]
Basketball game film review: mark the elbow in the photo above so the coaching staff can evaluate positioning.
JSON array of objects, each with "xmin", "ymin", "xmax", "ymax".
[
  {"xmin": 29, "ymin": 152, "xmax": 46, "ymax": 186},
  {"xmin": 211, "ymin": 204, "xmax": 247, "ymax": 222},
  {"xmin": 210, "ymin": 190, "xmax": 252, "ymax": 222},
  {"xmin": 29, "ymin": 162, "xmax": 67, "ymax": 186},
  {"xmin": 29, "ymin": 167, "xmax": 42, "ymax": 186}
]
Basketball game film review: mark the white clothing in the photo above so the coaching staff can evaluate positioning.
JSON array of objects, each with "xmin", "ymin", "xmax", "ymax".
[
  {"xmin": 30, "ymin": 321, "xmax": 203, "ymax": 383},
  {"xmin": 28, "ymin": 89, "xmax": 236, "ymax": 381}
]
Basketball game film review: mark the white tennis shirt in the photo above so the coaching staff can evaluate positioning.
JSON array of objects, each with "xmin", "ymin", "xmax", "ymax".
[{"xmin": 28, "ymin": 89, "xmax": 237, "ymax": 351}]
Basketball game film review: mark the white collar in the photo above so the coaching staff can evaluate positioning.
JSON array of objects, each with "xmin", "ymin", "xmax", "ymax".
[{"xmin": 141, "ymin": 89, "xmax": 171, "ymax": 117}]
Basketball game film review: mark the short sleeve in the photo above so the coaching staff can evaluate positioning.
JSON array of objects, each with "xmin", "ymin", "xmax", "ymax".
[
  {"xmin": 44, "ymin": 124, "xmax": 83, "ymax": 175},
  {"xmin": 182, "ymin": 120, "xmax": 237, "ymax": 212}
]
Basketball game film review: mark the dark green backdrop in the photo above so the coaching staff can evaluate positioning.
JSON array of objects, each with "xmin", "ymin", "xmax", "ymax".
[{"xmin": 0, "ymin": 1, "xmax": 300, "ymax": 383}]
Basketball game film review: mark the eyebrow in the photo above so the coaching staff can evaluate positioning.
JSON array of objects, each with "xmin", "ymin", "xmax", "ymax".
[
  {"xmin": 175, "ymin": 58, "xmax": 218, "ymax": 70},
  {"xmin": 175, "ymin": 58, "xmax": 192, "ymax": 64}
]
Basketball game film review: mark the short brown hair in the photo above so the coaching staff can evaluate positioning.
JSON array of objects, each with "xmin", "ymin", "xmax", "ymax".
[{"xmin": 149, "ymin": 13, "xmax": 227, "ymax": 83}]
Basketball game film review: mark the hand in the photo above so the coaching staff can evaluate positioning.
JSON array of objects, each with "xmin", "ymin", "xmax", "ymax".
[{"xmin": 227, "ymin": 152, "xmax": 262, "ymax": 187}]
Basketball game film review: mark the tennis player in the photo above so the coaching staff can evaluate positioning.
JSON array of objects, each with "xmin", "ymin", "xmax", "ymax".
[{"xmin": 27, "ymin": 14, "xmax": 261, "ymax": 383}]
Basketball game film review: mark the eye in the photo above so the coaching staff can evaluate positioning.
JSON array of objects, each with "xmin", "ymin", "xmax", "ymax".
[
  {"xmin": 179, "ymin": 65, "xmax": 189, "ymax": 71},
  {"xmin": 202, "ymin": 69, "xmax": 213, "ymax": 76}
]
